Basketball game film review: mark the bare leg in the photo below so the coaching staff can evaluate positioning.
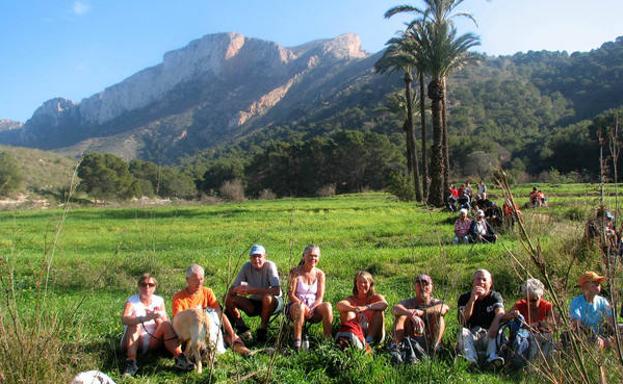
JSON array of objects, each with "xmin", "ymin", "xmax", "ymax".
[
  {"xmin": 259, "ymin": 294, "xmax": 277, "ymax": 329},
  {"xmin": 393, "ymin": 315, "xmax": 407, "ymax": 344},
  {"xmin": 121, "ymin": 325, "xmax": 142, "ymax": 361},
  {"xmin": 290, "ymin": 303, "xmax": 306, "ymax": 342},
  {"xmin": 149, "ymin": 320, "xmax": 182, "ymax": 356},
  {"xmin": 425, "ymin": 312, "xmax": 445, "ymax": 350},
  {"xmin": 367, "ymin": 310, "xmax": 385, "ymax": 343},
  {"xmin": 315, "ymin": 302, "xmax": 333, "ymax": 338}
]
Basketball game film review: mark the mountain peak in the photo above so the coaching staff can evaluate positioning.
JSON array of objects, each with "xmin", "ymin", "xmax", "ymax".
[{"xmin": 290, "ymin": 33, "xmax": 366, "ymax": 60}]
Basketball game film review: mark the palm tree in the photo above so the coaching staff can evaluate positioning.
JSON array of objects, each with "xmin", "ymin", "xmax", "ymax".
[
  {"xmin": 375, "ymin": 33, "xmax": 424, "ymax": 202},
  {"xmin": 411, "ymin": 20, "xmax": 479, "ymax": 206},
  {"xmin": 385, "ymin": 0, "xmax": 479, "ymax": 206}
]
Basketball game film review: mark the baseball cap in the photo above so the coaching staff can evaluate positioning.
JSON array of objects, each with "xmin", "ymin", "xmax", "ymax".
[
  {"xmin": 577, "ymin": 271, "xmax": 606, "ymax": 287},
  {"xmin": 477, "ymin": 209, "xmax": 485, "ymax": 217},
  {"xmin": 249, "ymin": 244, "xmax": 266, "ymax": 256}
]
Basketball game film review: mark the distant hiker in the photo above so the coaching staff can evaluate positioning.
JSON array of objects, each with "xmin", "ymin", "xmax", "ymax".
[
  {"xmin": 225, "ymin": 244, "xmax": 283, "ymax": 344},
  {"xmin": 537, "ymin": 190, "xmax": 547, "ymax": 207},
  {"xmin": 447, "ymin": 185, "xmax": 459, "ymax": 211},
  {"xmin": 457, "ymin": 269, "xmax": 505, "ymax": 368},
  {"xmin": 391, "ymin": 273, "xmax": 449, "ymax": 361},
  {"xmin": 529, "ymin": 187, "xmax": 543, "ymax": 208},
  {"xmin": 569, "ymin": 271, "xmax": 615, "ymax": 349},
  {"xmin": 120, "ymin": 273, "xmax": 191, "ymax": 376},
  {"xmin": 464, "ymin": 181, "xmax": 473, "ymax": 199},
  {"xmin": 585, "ymin": 208, "xmax": 617, "ymax": 251},
  {"xmin": 287, "ymin": 245, "xmax": 333, "ymax": 350},
  {"xmin": 503, "ymin": 198, "xmax": 521, "ymax": 228},
  {"xmin": 336, "ymin": 271, "xmax": 388, "ymax": 348},
  {"xmin": 172, "ymin": 264, "xmax": 251, "ymax": 357},
  {"xmin": 454, "ymin": 208, "xmax": 472, "ymax": 244},
  {"xmin": 469, "ymin": 210, "xmax": 497, "ymax": 243},
  {"xmin": 502, "ymin": 278, "xmax": 555, "ymax": 368},
  {"xmin": 477, "ymin": 180, "xmax": 487, "ymax": 200}
]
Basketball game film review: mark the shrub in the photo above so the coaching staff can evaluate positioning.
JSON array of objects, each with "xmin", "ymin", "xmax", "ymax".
[
  {"xmin": 219, "ymin": 179, "xmax": 245, "ymax": 201},
  {"xmin": 386, "ymin": 171, "xmax": 414, "ymax": 201},
  {"xmin": 316, "ymin": 184, "xmax": 336, "ymax": 197},
  {"xmin": 0, "ymin": 151, "xmax": 23, "ymax": 196},
  {"xmin": 258, "ymin": 188, "xmax": 277, "ymax": 200}
]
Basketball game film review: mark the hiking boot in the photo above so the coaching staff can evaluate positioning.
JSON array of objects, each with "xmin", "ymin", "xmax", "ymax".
[
  {"xmin": 174, "ymin": 354, "xmax": 194, "ymax": 371},
  {"xmin": 486, "ymin": 355, "xmax": 505, "ymax": 370},
  {"xmin": 122, "ymin": 359, "xmax": 138, "ymax": 377},
  {"xmin": 256, "ymin": 328, "xmax": 268, "ymax": 343}
]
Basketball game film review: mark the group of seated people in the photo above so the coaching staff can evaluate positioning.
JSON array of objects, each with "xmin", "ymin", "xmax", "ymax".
[
  {"xmin": 529, "ymin": 187, "xmax": 547, "ymax": 208},
  {"xmin": 120, "ymin": 243, "xmax": 617, "ymax": 376},
  {"xmin": 453, "ymin": 208, "xmax": 498, "ymax": 244},
  {"xmin": 448, "ymin": 180, "xmax": 487, "ymax": 212}
]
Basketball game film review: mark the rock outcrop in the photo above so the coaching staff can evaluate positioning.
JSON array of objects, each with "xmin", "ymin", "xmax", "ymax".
[{"xmin": 0, "ymin": 32, "xmax": 371, "ymax": 160}]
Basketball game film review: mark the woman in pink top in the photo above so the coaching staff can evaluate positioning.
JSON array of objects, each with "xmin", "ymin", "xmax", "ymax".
[{"xmin": 287, "ymin": 244, "xmax": 333, "ymax": 350}]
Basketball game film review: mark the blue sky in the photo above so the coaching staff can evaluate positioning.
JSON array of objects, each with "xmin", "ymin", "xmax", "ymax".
[{"xmin": 1, "ymin": 0, "xmax": 622, "ymax": 122}]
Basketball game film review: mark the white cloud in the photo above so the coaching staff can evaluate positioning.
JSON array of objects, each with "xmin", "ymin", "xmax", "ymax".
[{"xmin": 72, "ymin": 1, "xmax": 90, "ymax": 16}]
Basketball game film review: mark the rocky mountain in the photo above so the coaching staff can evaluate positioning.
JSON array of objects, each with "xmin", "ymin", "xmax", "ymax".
[
  {"xmin": 2, "ymin": 32, "xmax": 623, "ymax": 167},
  {"xmin": 0, "ymin": 32, "xmax": 369, "ymax": 161}
]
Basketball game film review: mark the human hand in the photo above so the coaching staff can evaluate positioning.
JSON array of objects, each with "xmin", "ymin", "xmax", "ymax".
[
  {"xmin": 304, "ymin": 305, "xmax": 313, "ymax": 319},
  {"xmin": 234, "ymin": 285, "xmax": 249, "ymax": 295},
  {"xmin": 471, "ymin": 286, "xmax": 485, "ymax": 300}
]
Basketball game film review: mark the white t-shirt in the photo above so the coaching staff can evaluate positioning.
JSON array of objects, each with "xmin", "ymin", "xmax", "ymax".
[{"xmin": 125, "ymin": 294, "xmax": 166, "ymax": 336}]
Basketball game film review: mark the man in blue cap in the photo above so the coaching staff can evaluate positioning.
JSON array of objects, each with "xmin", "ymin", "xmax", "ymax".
[{"xmin": 225, "ymin": 244, "xmax": 283, "ymax": 343}]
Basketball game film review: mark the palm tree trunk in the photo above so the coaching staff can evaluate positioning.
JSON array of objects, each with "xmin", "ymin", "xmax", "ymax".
[
  {"xmin": 441, "ymin": 77, "xmax": 449, "ymax": 195},
  {"xmin": 418, "ymin": 70, "xmax": 428, "ymax": 199},
  {"xmin": 403, "ymin": 119, "xmax": 414, "ymax": 178},
  {"xmin": 427, "ymin": 78, "xmax": 445, "ymax": 207},
  {"xmin": 405, "ymin": 73, "xmax": 423, "ymax": 202}
]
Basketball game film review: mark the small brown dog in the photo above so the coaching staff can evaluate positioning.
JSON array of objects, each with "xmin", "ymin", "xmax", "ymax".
[{"xmin": 173, "ymin": 308, "xmax": 214, "ymax": 374}]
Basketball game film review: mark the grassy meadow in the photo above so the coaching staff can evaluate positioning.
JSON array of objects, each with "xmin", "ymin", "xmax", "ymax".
[{"xmin": 0, "ymin": 184, "xmax": 620, "ymax": 383}]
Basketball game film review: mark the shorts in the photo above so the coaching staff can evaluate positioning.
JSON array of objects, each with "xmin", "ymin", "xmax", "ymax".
[
  {"xmin": 120, "ymin": 325, "xmax": 155, "ymax": 355},
  {"xmin": 246, "ymin": 296, "xmax": 284, "ymax": 317}
]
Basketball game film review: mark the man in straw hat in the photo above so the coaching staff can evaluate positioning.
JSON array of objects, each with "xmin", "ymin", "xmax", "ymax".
[{"xmin": 569, "ymin": 271, "xmax": 615, "ymax": 349}]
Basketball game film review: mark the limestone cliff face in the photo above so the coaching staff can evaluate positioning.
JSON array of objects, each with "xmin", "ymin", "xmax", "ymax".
[
  {"xmin": 0, "ymin": 32, "xmax": 370, "ymax": 159},
  {"xmin": 0, "ymin": 119, "xmax": 23, "ymax": 132}
]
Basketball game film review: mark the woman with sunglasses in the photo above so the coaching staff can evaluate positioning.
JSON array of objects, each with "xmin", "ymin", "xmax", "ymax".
[{"xmin": 120, "ymin": 273, "xmax": 187, "ymax": 376}]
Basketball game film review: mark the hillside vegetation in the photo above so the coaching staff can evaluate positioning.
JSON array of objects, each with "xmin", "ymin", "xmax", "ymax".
[{"xmin": 0, "ymin": 145, "xmax": 76, "ymax": 192}]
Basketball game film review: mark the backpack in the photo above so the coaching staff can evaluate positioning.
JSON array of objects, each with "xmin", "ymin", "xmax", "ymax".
[
  {"xmin": 505, "ymin": 315, "xmax": 532, "ymax": 369},
  {"xmin": 389, "ymin": 336, "xmax": 428, "ymax": 364}
]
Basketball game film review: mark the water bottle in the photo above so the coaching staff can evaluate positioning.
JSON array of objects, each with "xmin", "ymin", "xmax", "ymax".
[{"xmin": 302, "ymin": 335, "xmax": 309, "ymax": 351}]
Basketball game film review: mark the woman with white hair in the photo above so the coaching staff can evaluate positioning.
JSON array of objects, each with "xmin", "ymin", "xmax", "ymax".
[
  {"xmin": 503, "ymin": 278, "xmax": 555, "ymax": 366},
  {"xmin": 505, "ymin": 278, "xmax": 554, "ymax": 331},
  {"xmin": 453, "ymin": 208, "xmax": 472, "ymax": 244}
]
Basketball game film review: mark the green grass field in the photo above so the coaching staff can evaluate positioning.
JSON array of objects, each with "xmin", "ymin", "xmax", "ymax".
[{"xmin": 0, "ymin": 185, "xmax": 619, "ymax": 383}]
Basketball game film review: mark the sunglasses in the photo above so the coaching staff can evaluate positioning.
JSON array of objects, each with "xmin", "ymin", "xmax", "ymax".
[{"xmin": 140, "ymin": 282, "xmax": 156, "ymax": 288}]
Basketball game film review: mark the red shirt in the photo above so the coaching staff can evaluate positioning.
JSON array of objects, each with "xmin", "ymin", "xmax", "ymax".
[{"xmin": 513, "ymin": 298, "xmax": 552, "ymax": 324}]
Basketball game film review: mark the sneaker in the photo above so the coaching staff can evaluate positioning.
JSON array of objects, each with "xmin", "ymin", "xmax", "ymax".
[
  {"xmin": 239, "ymin": 329, "xmax": 253, "ymax": 343},
  {"xmin": 174, "ymin": 354, "xmax": 194, "ymax": 371},
  {"xmin": 486, "ymin": 355, "xmax": 505, "ymax": 370},
  {"xmin": 256, "ymin": 328, "xmax": 268, "ymax": 343},
  {"xmin": 122, "ymin": 359, "xmax": 138, "ymax": 377}
]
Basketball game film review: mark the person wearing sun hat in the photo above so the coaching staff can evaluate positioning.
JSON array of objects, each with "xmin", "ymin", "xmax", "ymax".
[{"xmin": 569, "ymin": 271, "xmax": 615, "ymax": 349}]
